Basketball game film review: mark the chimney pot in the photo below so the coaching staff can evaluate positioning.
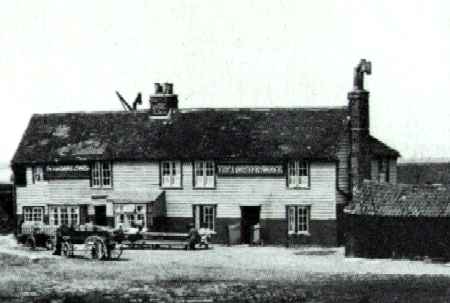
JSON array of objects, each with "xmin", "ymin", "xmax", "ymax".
[
  {"xmin": 163, "ymin": 83, "xmax": 173, "ymax": 94},
  {"xmin": 154, "ymin": 83, "xmax": 163, "ymax": 94}
]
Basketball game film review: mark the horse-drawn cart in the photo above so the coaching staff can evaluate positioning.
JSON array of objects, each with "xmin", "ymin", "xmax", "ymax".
[{"xmin": 59, "ymin": 228, "xmax": 124, "ymax": 260}]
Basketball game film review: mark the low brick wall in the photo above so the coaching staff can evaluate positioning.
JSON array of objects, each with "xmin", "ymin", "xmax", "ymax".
[{"xmin": 163, "ymin": 217, "xmax": 337, "ymax": 246}]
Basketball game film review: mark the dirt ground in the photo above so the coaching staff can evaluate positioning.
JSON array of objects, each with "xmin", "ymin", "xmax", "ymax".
[{"xmin": 0, "ymin": 235, "xmax": 450, "ymax": 302}]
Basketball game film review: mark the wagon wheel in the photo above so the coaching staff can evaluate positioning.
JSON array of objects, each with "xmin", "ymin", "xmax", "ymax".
[
  {"xmin": 85, "ymin": 236, "xmax": 107, "ymax": 260},
  {"xmin": 62, "ymin": 242, "xmax": 72, "ymax": 257}
]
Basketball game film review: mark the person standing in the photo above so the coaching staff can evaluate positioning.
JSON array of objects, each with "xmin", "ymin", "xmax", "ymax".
[{"xmin": 187, "ymin": 223, "xmax": 200, "ymax": 250}]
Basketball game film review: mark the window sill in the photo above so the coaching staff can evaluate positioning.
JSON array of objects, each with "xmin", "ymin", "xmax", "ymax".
[
  {"xmin": 287, "ymin": 186, "xmax": 310, "ymax": 190},
  {"xmin": 288, "ymin": 231, "xmax": 311, "ymax": 236},
  {"xmin": 160, "ymin": 186, "xmax": 183, "ymax": 190},
  {"xmin": 193, "ymin": 187, "xmax": 216, "ymax": 190},
  {"xmin": 91, "ymin": 186, "xmax": 113, "ymax": 190}
]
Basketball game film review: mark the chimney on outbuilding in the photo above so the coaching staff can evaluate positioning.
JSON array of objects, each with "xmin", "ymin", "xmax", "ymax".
[
  {"xmin": 149, "ymin": 82, "xmax": 178, "ymax": 116},
  {"xmin": 349, "ymin": 59, "xmax": 372, "ymax": 190}
]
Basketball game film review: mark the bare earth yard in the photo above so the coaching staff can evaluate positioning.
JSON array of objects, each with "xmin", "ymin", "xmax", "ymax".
[{"xmin": 0, "ymin": 235, "xmax": 450, "ymax": 302}]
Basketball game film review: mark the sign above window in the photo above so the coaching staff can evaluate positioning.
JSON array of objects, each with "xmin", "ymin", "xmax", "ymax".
[
  {"xmin": 45, "ymin": 165, "xmax": 91, "ymax": 180},
  {"xmin": 217, "ymin": 164, "xmax": 284, "ymax": 176}
]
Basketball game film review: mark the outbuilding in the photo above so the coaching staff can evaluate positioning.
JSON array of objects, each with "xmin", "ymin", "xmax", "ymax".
[{"xmin": 345, "ymin": 181, "xmax": 450, "ymax": 259}]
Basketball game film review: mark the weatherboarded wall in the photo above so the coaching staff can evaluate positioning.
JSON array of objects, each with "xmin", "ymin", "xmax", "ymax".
[
  {"xmin": 17, "ymin": 161, "xmax": 337, "ymax": 219},
  {"xmin": 16, "ymin": 160, "xmax": 337, "ymax": 244}
]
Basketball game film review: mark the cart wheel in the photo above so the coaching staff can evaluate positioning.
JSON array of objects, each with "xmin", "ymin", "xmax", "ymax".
[
  {"xmin": 62, "ymin": 242, "xmax": 71, "ymax": 257},
  {"xmin": 95, "ymin": 240, "xmax": 106, "ymax": 260},
  {"xmin": 85, "ymin": 236, "xmax": 106, "ymax": 260}
]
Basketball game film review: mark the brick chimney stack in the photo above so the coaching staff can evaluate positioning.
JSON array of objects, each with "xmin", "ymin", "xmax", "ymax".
[
  {"xmin": 349, "ymin": 59, "xmax": 372, "ymax": 190},
  {"xmin": 149, "ymin": 82, "xmax": 179, "ymax": 116}
]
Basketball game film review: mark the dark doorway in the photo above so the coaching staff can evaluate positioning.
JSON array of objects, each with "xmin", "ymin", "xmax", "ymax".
[
  {"xmin": 94, "ymin": 205, "xmax": 107, "ymax": 226},
  {"xmin": 241, "ymin": 206, "xmax": 260, "ymax": 244}
]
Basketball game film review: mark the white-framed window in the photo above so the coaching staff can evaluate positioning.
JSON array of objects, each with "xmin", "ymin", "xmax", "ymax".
[
  {"xmin": 32, "ymin": 166, "xmax": 45, "ymax": 183},
  {"xmin": 161, "ymin": 161, "xmax": 182, "ymax": 188},
  {"xmin": 287, "ymin": 161, "xmax": 310, "ymax": 188},
  {"xmin": 194, "ymin": 161, "xmax": 215, "ymax": 188},
  {"xmin": 194, "ymin": 204, "xmax": 216, "ymax": 231},
  {"xmin": 114, "ymin": 203, "xmax": 147, "ymax": 228},
  {"xmin": 378, "ymin": 159, "xmax": 390, "ymax": 183},
  {"xmin": 49, "ymin": 206, "xmax": 80, "ymax": 227},
  {"xmin": 23, "ymin": 206, "xmax": 44, "ymax": 222},
  {"xmin": 91, "ymin": 162, "xmax": 112, "ymax": 188},
  {"xmin": 287, "ymin": 205, "xmax": 310, "ymax": 235}
]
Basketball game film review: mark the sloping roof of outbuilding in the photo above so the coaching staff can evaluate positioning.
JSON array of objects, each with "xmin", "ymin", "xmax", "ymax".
[
  {"xmin": 345, "ymin": 181, "xmax": 450, "ymax": 217},
  {"xmin": 368, "ymin": 136, "xmax": 400, "ymax": 158},
  {"xmin": 11, "ymin": 107, "xmax": 399, "ymax": 165}
]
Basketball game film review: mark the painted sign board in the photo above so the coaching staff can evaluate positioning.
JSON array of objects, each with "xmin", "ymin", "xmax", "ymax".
[
  {"xmin": 45, "ymin": 164, "xmax": 91, "ymax": 179},
  {"xmin": 217, "ymin": 164, "xmax": 284, "ymax": 176}
]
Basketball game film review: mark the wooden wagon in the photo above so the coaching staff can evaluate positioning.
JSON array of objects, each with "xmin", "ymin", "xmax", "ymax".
[{"xmin": 60, "ymin": 229, "xmax": 124, "ymax": 260}]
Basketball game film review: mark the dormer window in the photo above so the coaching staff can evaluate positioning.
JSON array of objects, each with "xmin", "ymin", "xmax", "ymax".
[
  {"xmin": 160, "ymin": 161, "xmax": 182, "ymax": 188},
  {"xmin": 287, "ymin": 161, "xmax": 310, "ymax": 188}
]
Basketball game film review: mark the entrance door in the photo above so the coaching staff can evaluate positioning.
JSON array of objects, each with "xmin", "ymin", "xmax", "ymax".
[
  {"xmin": 241, "ymin": 206, "xmax": 261, "ymax": 244},
  {"xmin": 94, "ymin": 205, "xmax": 107, "ymax": 226}
]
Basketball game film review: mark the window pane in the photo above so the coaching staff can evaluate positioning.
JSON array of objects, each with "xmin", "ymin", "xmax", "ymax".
[
  {"xmin": 199, "ymin": 205, "xmax": 215, "ymax": 231},
  {"xmin": 162, "ymin": 162, "xmax": 170, "ymax": 175},
  {"xmin": 60, "ymin": 207, "xmax": 68, "ymax": 226},
  {"xmin": 70, "ymin": 207, "xmax": 79, "ymax": 225},
  {"xmin": 32, "ymin": 207, "xmax": 42, "ymax": 222},
  {"xmin": 24, "ymin": 208, "xmax": 32, "ymax": 221},
  {"xmin": 299, "ymin": 161, "xmax": 308, "ymax": 176},
  {"xmin": 92, "ymin": 163, "xmax": 100, "ymax": 187},
  {"xmin": 102, "ymin": 162, "xmax": 111, "ymax": 186},
  {"xmin": 206, "ymin": 161, "xmax": 214, "ymax": 176},
  {"xmin": 195, "ymin": 162, "xmax": 204, "ymax": 187},
  {"xmin": 297, "ymin": 206, "xmax": 309, "ymax": 232},
  {"xmin": 171, "ymin": 162, "xmax": 176, "ymax": 175}
]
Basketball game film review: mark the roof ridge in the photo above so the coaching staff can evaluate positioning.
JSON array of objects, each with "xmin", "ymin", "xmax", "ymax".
[
  {"xmin": 31, "ymin": 106, "xmax": 348, "ymax": 116},
  {"xmin": 179, "ymin": 106, "xmax": 347, "ymax": 112},
  {"xmin": 32, "ymin": 110, "xmax": 147, "ymax": 117}
]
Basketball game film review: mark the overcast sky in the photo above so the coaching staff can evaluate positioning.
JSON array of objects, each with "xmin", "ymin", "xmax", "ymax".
[{"xmin": 1, "ymin": 0, "xmax": 450, "ymax": 181}]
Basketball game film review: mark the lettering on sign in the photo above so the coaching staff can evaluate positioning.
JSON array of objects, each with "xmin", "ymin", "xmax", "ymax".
[
  {"xmin": 45, "ymin": 165, "xmax": 91, "ymax": 179},
  {"xmin": 217, "ymin": 164, "xmax": 284, "ymax": 176}
]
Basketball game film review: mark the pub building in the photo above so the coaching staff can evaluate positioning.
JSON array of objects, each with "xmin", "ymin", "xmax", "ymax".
[{"xmin": 11, "ymin": 60, "xmax": 399, "ymax": 245}]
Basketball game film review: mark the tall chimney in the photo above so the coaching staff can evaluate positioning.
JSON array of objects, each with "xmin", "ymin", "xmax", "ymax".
[
  {"xmin": 349, "ymin": 59, "xmax": 372, "ymax": 190},
  {"xmin": 149, "ymin": 82, "xmax": 178, "ymax": 116}
]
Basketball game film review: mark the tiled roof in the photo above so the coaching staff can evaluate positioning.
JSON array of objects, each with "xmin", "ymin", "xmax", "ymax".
[
  {"xmin": 345, "ymin": 181, "xmax": 450, "ymax": 217},
  {"xmin": 11, "ymin": 107, "xmax": 398, "ymax": 164},
  {"xmin": 369, "ymin": 136, "xmax": 400, "ymax": 158}
]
